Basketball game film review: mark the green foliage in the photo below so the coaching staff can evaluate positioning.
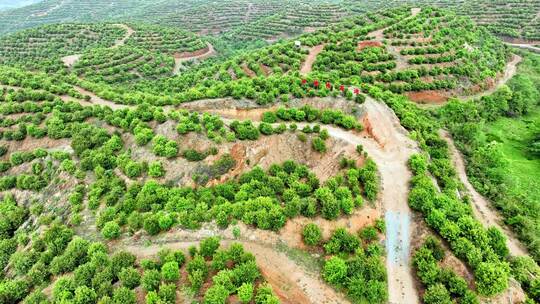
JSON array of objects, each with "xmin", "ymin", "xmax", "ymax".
[
  {"xmin": 323, "ymin": 256, "xmax": 347, "ymax": 285},
  {"xmin": 302, "ymin": 223, "xmax": 322, "ymax": 246},
  {"xmin": 101, "ymin": 221, "xmax": 121, "ymax": 240},
  {"xmin": 161, "ymin": 261, "xmax": 180, "ymax": 282},
  {"xmin": 237, "ymin": 282, "xmax": 254, "ymax": 304},
  {"xmin": 119, "ymin": 267, "xmax": 141, "ymax": 289}
]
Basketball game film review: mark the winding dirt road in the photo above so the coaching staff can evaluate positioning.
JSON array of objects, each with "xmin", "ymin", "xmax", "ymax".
[
  {"xmin": 462, "ymin": 54, "xmax": 522, "ymax": 101},
  {"xmin": 173, "ymin": 42, "xmax": 216, "ymax": 75},
  {"xmin": 111, "ymin": 23, "xmax": 135, "ymax": 48},
  {"xmin": 216, "ymin": 98, "xmax": 421, "ymax": 303},
  {"xmin": 61, "ymin": 23, "xmax": 135, "ymax": 67},
  {"xmin": 325, "ymin": 99, "xmax": 420, "ymax": 304},
  {"xmin": 507, "ymin": 43, "xmax": 540, "ymax": 54},
  {"xmin": 299, "ymin": 44, "xmax": 325, "ymax": 75},
  {"xmin": 439, "ymin": 130, "xmax": 528, "ymax": 257}
]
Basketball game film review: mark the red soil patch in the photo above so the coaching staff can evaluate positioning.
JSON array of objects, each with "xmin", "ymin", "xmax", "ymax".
[
  {"xmin": 174, "ymin": 46, "xmax": 210, "ymax": 59},
  {"xmin": 260, "ymin": 64, "xmax": 272, "ymax": 76},
  {"xmin": 241, "ymin": 64, "xmax": 256, "ymax": 77},
  {"xmin": 300, "ymin": 44, "xmax": 325, "ymax": 75},
  {"xmin": 405, "ymin": 90, "xmax": 448, "ymax": 104},
  {"xmin": 357, "ymin": 40, "xmax": 383, "ymax": 51}
]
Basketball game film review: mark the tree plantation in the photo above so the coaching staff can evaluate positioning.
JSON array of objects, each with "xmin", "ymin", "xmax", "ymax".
[{"xmin": 0, "ymin": 1, "xmax": 540, "ymax": 304}]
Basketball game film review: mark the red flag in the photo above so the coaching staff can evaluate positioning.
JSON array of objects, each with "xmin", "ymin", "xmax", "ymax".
[
  {"xmin": 326, "ymin": 82, "xmax": 331, "ymax": 89},
  {"xmin": 339, "ymin": 85, "xmax": 345, "ymax": 92}
]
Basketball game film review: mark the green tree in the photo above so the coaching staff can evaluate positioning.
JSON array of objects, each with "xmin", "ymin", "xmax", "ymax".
[
  {"xmin": 237, "ymin": 282, "xmax": 254, "ymax": 304},
  {"xmin": 302, "ymin": 223, "xmax": 322, "ymax": 246},
  {"xmin": 204, "ymin": 284, "xmax": 229, "ymax": 304},
  {"xmin": 161, "ymin": 261, "xmax": 180, "ymax": 282},
  {"xmin": 142, "ymin": 269, "xmax": 161, "ymax": 292},
  {"xmin": 119, "ymin": 267, "xmax": 141, "ymax": 289},
  {"xmin": 323, "ymin": 256, "xmax": 347, "ymax": 285},
  {"xmin": 423, "ymin": 284, "xmax": 452, "ymax": 304},
  {"xmin": 101, "ymin": 221, "xmax": 120, "ymax": 240}
]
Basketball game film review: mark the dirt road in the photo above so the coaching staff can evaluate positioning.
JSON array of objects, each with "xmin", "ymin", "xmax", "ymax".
[
  {"xmin": 60, "ymin": 23, "xmax": 135, "ymax": 68},
  {"xmin": 439, "ymin": 130, "xmax": 528, "ymax": 257},
  {"xmin": 300, "ymin": 44, "xmax": 325, "ymax": 75},
  {"xmin": 462, "ymin": 54, "xmax": 522, "ymax": 100},
  {"xmin": 173, "ymin": 42, "xmax": 216, "ymax": 75},
  {"xmin": 322, "ymin": 99, "xmax": 420, "ymax": 304},
  {"xmin": 507, "ymin": 43, "xmax": 540, "ymax": 54},
  {"xmin": 112, "ymin": 23, "xmax": 134, "ymax": 48},
  {"xmin": 120, "ymin": 228, "xmax": 350, "ymax": 304}
]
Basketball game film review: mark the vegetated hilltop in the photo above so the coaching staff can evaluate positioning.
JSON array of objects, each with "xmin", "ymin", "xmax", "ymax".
[
  {"xmin": 0, "ymin": 0, "xmax": 539, "ymax": 42},
  {"xmin": 1, "ymin": 3, "xmax": 540, "ymax": 304},
  {"xmin": 71, "ymin": 6, "xmax": 510, "ymax": 107}
]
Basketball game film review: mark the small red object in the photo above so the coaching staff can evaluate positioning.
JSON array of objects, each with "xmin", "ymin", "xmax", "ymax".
[
  {"xmin": 301, "ymin": 79, "xmax": 307, "ymax": 85},
  {"xmin": 339, "ymin": 85, "xmax": 345, "ymax": 92},
  {"xmin": 326, "ymin": 82, "xmax": 331, "ymax": 89},
  {"xmin": 354, "ymin": 88, "xmax": 360, "ymax": 95},
  {"xmin": 313, "ymin": 80, "xmax": 319, "ymax": 87}
]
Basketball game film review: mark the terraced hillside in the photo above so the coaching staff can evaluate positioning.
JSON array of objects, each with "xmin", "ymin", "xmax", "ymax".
[
  {"xmin": 0, "ymin": 23, "xmax": 126, "ymax": 71},
  {"xmin": 1, "ymin": 0, "xmax": 538, "ymax": 43},
  {"xmin": 63, "ymin": 7, "xmax": 509, "ymax": 106},
  {"xmin": 1, "ymin": 3, "xmax": 540, "ymax": 304}
]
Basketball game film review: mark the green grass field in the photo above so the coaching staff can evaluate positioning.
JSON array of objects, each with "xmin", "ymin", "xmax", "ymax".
[{"xmin": 485, "ymin": 106, "xmax": 540, "ymax": 203}]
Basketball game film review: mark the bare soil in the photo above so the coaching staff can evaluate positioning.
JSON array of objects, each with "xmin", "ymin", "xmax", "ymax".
[
  {"xmin": 173, "ymin": 42, "xmax": 216, "ymax": 75},
  {"xmin": 112, "ymin": 24, "xmax": 135, "ymax": 48},
  {"xmin": 61, "ymin": 54, "xmax": 81, "ymax": 67},
  {"xmin": 406, "ymin": 90, "xmax": 449, "ymax": 104},
  {"xmin": 300, "ymin": 44, "xmax": 325, "ymax": 75}
]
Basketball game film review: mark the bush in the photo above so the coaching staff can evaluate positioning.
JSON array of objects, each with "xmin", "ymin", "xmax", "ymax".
[
  {"xmin": 142, "ymin": 269, "xmax": 161, "ymax": 292},
  {"xmin": 74, "ymin": 286, "xmax": 97, "ymax": 304},
  {"xmin": 200, "ymin": 237, "xmax": 221, "ymax": 258},
  {"xmin": 119, "ymin": 267, "xmax": 141, "ymax": 289},
  {"xmin": 302, "ymin": 223, "xmax": 322, "ymax": 246},
  {"xmin": 203, "ymin": 284, "xmax": 229, "ymax": 304},
  {"xmin": 161, "ymin": 261, "xmax": 180, "ymax": 282},
  {"xmin": 112, "ymin": 287, "xmax": 136, "ymax": 304},
  {"xmin": 312, "ymin": 137, "xmax": 327, "ymax": 152},
  {"xmin": 237, "ymin": 282, "xmax": 254, "ymax": 303},
  {"xmin": 101, "ymin": 221, "xmax": 121, "ymax": 240},
  {"xmin": 148, "ymin": 161, "xmax": 165, "ymax": 177},
  {"xmin": 323, "ymin": 256, "xmax": 347, "ymax": 285},
  {"xmin": 423, "ymin": 284, "xmax": 452, "ymax": 304}
]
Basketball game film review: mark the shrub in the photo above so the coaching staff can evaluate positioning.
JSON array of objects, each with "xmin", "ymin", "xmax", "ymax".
[
  {"xmin": 237, "ymin": 282, "xmax": 254, "ymax": 304},
  {"xmin": 302, "ymin": 223, "xmax": 322, "ymax": 246},
  {"xmin": 203, "ymin": 284, "xmax": 229, "ymax": 304},
  {"xmin": 323, "ymin": 256, "xmax": 347, "ymax": 285},
  {"xmin": 112, "ymin": 287, "xmax": 136, "ymax": 304},
  {"xmin": 148, "ymin": 161, "xmax": 165, "ymax": 177},
  {"xmin": 101, "ymin": 221, "xmax": 121, "ymax": 240},
  {"xmin": 142, "ymin": 269, "xmax": 161, "ymax": 292},
  {"xmin": 161, "ymin": 261, "xmax": 180, "ymax": 282},
  {"xmin": 119, "ymin": 267, "xmax": 141, "ymax": 289},
  {"xmin": 312, "ymin": 137, "xmax": 327, "ymax": 152},
  {"xmin": 200, "ymin": 237, "xmax": 221, "ymax": 258}
]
